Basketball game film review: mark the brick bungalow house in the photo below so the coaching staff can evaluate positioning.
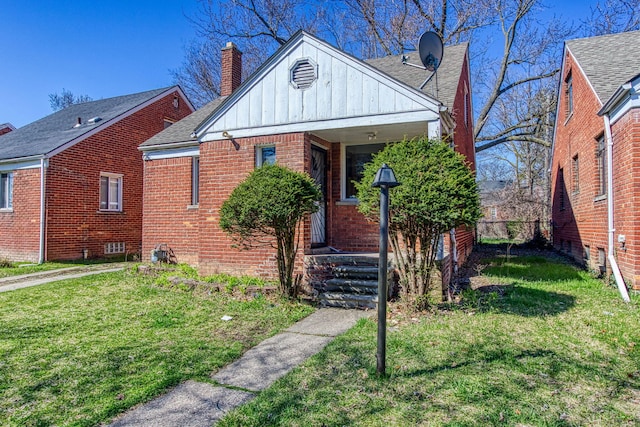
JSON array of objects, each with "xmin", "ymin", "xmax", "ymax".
[
  {"xmin": 140, "ymin": 31, "xmax": 476, "ymax": 295},
  {"xmin": 0, "ymin": 87, "xmax": 194, "ymax": 263},
  {"xmin": 551, "ymin": 30, "xmax": 640, "ymax": 295}
]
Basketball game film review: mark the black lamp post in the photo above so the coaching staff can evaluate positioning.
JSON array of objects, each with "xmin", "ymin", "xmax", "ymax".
[{"xmin": 372, "ymin": 163, "xmax": 400, "ymax": 375}]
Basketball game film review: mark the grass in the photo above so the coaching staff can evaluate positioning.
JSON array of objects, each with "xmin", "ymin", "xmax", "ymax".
[
  {"xmin": 0, "ymin": 257, "xmax": 129, "ymax": 278},
  {"xmin": 219, "ymin": 250, "xmax": 640, "ymax": 426},
  {"xmin": 0, "ymin": 269, "xmax": 314, "ymax": 426}
]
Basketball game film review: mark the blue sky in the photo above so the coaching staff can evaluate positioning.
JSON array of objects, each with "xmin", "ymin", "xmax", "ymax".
[
  {"xmin": 1, "ymin": 0, "xmax": 199, "ymax": 128},
  {"xmin": 1, "ymin": 0, "xmax": 595, "ymax": 128}
]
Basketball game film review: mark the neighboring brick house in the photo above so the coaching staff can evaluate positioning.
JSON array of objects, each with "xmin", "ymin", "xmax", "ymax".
[
  {"xmin": 0, "ymin": 87, "xmax": 193, "ymax": 263},
  {"xmin": 0, "ymin": 123, "xmax": 15, "ymax": 136},
  {"xmin": 140, "ymin": 31, "xmax": 476, "ymax": 287},
  {"xmin": 551, "ymin": 30, "xmax": 640, "ymax": 292}
]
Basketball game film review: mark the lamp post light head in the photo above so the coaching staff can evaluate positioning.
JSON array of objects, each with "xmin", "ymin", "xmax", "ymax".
[{"xmin": 372, "ymin": 163, "xmax": 401, "ymax": 188}]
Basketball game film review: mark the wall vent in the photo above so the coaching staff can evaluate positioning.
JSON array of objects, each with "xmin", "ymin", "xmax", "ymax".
[
  {"xmin": 105, "ymin": 242, "xmax": 125, "ymax": 254},
  {"xmin": 290, "ymin": 59, "xmax": 317, "ymax": 90}
]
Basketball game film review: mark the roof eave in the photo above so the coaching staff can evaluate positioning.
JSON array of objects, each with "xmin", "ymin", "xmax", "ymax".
[
  {"xmin": 139, "ymin": 140, "xmax": 199, "ymax": 152},
  {"xmin": 598, "ymin": 82, "xmax": 633, "ymax": 116}
]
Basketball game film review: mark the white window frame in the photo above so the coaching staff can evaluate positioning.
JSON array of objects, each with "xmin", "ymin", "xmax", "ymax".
[
  {"xmin": 100, "ymin": 173, "xmax": 123, "ymax": 212},
  {"xmin": 0, "ymin": 171, "xmax": 13, "ymax": 210},
  {"xmin": 191, "ymin": 156, "xmax": 200, "ymax": 206},
  {"xmin": 256, "ymin": 144, "xmax": 276, "ymax": 167},
  {"xmin": 340, "ymin": 142, "xmax": 387, "ymax": 200}
]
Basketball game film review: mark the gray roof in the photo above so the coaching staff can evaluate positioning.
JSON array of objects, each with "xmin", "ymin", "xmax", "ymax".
[
  {"xmin": 0, "ymin": 87, "xmax": 176, "ymax": 161},
  {"xmin": 366, "ymin": 42, "xmax": 468, "ymax": 109},
  {"xmin": 140, "ymin": 97, "xmax": 225, "ymax": 148},
  {"xmin": 567, "ymin": 30, "xmax": 640, "ymax": 104}
]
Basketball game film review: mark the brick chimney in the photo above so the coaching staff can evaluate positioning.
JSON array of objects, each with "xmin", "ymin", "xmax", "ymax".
[{"xmin": 221, "ymin": 42, "xmax": 242, "ymax": 97}]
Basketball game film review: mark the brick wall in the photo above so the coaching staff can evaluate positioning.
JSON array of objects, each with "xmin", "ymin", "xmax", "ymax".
[
  {"xmin": 0, "ymin": 168, "xmax": 42, "ymax": 262},
  {"xmin": 552, "ymin": 50, "xmax": 640, "ymax": 288},
  {"xmin": 196, "ymin": 132, "xmax": 309, "ymax": 279},
  {"xmin": 609, "ymin": 108, "xmax": 640, "ymax": 288},
  {"xmin": 43, "ymin": 90, "xmax": 193, "ymax": 261},
  {"xmin": 142, "ymin": 156, "xmax": 200, "ymax": 265}
]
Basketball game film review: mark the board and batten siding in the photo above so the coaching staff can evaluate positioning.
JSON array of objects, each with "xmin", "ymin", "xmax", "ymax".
[{"xmin": 199, "ymin": 34, "xmax": 440, "ymax": 141}]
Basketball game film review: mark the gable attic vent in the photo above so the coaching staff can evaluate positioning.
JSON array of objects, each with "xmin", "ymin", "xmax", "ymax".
[{"xmin": 290, "ymin": 59, "xmax": 317, "ymax": 90}]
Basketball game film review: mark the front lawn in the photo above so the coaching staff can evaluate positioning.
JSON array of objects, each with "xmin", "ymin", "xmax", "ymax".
[
  {"xmin": 0, "ymin": 258, "xmax": 127, "ymax": 279},
  {"xmin": 219, "ymin": 249, "xmax": 640, "ymax": 426},
  {"xmin": 0, "ymin": 269, "xmax": 313, "ymax": 426}
]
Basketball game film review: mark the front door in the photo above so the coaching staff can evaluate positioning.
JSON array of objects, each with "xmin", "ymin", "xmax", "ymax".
[{"xmin": 311, "ymin": 146, "xmax": 327, "ymax": 247}]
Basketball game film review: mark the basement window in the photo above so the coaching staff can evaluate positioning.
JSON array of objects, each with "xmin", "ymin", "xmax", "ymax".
[
  {"xmin": 290, "ymin": 59, "xmax": 317, "ymax": 90},
  {"xmin": 105, "ymin": 242, "xmax": 125, "ymax": 254}
]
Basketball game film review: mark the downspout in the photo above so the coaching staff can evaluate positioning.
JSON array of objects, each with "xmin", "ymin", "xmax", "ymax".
[
  {"xmin": 603, "ymin": 114, "xmax": 630, "ymax": 302},
  {"xmin": 38, "ymin": 158, "xmax": 47, "ymax": 264}
]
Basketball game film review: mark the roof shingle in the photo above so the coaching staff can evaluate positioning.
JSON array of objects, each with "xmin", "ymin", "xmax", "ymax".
[
  {"xmin": 0, "ymin": 87, "xmax": 175, "ymax": 161},
  {"xmin": 566, "ymin": 30, "xmax": 640, "ymax": 104}
]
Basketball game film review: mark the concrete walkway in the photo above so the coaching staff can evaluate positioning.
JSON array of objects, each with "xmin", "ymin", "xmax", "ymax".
[
  {"xmin": 107, "ymin": 308, "xmax": 371, "ymax": 427},
  {"xmin": 0, "ymin": 263, "xmax": 128, "ymax": 293}
]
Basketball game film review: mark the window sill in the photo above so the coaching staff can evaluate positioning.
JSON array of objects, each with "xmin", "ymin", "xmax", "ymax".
[
  {"xmin": 594, "ymin": 195, "xmax": 607, "ymax": 202},
  {"xmin": 336, "ymin": 199, "xmax": 359, "ymax": 206},
  {"xmin": 0, "ymin": 208, "xmax": 13, "ymax": 213},
  {"xmin": 97, "ymin": 210, "xmax": 124, "ymax": 214},
  {"xmin": 187, "ymin": 204, "xmax": 199, "ymax": 210}
]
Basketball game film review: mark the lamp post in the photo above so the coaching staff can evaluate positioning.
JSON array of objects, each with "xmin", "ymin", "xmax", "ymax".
[{"xmin": 372, "ymin": 163, "xmax": 401, "ymax": 376}]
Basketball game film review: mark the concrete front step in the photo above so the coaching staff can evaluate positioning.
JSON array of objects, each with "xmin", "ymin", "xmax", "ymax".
[
  {"xmin": 319, "ymin": 292, "xmax": 378, "ymax": 309},
  {"xmin": 333, "ymin": 265, "xmax": 379, "ymax": 279},
  {"xmin": 325, "ymin": 278, "xmax": 378, "ymax": 294}
]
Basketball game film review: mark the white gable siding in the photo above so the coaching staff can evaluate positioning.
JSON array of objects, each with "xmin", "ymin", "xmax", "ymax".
[{"xmin": 199, "ymin": 34, "xmax": 440, "ymax": 141}]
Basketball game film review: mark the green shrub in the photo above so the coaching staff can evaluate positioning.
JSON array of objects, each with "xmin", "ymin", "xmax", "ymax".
[
  {"xmin": 220, "ymin": 164, "xmax": 321, "ymax": 299},
  {"xmin": 356, "ymin": 137, "xmax": 480, "ymax": 309}
]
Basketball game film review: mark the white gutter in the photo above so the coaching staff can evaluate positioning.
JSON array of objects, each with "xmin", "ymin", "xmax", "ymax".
[
  {"xmin": 603, "ymin": 114, "xmax": 630, "ymax": 302},
  {"xmin": 38, "ymin": 158, "xmax": 47, "ymax": 264}
]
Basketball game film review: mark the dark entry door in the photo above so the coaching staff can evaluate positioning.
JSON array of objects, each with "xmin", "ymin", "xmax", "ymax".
[{"xmin": 311, "ymin": 146, "xmax": 327, "ymax": 247}]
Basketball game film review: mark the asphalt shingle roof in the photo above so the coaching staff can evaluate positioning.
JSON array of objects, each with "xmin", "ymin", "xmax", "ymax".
[
  {"xmin": 366, "ymin": 42, "xmax": 468, "ymax": 109},
  {"xmin": 0, "ymin": 87, "xmax": 174, "ymax": 161},
  {"xmin": 566, "ymin": 30, "xmax": 640, "ymax": 104},
  {"xmin": 140, "ymin": 97, "xmax": 225, "ymax": 147}
]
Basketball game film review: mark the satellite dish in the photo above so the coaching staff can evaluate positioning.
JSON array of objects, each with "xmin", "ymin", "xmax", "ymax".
[{"xmin": 418, "ymin": 31, "xmax": 443, "ymax": 72}]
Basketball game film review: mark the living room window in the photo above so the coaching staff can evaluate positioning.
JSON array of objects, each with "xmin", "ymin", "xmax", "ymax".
[
  {"xmin": 0, "ymin": 171, "xmax": 13, "ymax": 210},
  {"xmin": 342, "ymin": 143, "xmax": 386, "ymax": 199},
  {"xmin": 99, "ymin": 173, "xmax": 123, "ymax": 211}
]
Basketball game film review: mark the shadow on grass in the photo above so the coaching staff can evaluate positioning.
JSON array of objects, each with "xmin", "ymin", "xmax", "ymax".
[{"xmin": 466, "ymin": 283, "xmax": 577, "ymax": 317}]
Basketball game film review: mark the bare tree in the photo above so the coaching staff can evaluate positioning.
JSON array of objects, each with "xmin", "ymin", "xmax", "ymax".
[
  {"xmin": 583, "ymin": 0, "xmax": 640, "ymax": 36},
  {"xmin": 49, "ymin": 89, "xmax": 93, "ymax": 111},
  {"xmin": 173, "ymin": 0, "xmax": 324, "ymax": 105}
]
